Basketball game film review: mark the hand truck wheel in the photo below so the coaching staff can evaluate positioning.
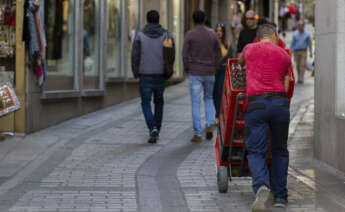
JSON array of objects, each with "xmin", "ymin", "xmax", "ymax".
[{"xmin": 217, "ymin": 166, "xmax": 229, "ymax": 193}]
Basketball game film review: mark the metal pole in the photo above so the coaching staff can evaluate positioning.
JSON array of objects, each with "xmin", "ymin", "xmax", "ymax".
[{"xmin": 274, "ymin": 0, "xmax": 279, "ymax": 26}]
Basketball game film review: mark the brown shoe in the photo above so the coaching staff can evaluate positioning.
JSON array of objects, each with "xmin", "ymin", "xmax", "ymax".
[
  {"xmin": 190, "ymin": 135, "xmax": 202, "ymax": 143},
  {"xmin": 206, "ymin": 126, "xmax": 213, "ymax": 140}
]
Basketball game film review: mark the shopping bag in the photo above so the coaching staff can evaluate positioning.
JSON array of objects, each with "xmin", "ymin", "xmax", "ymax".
[{"xmin": 0, "ymin": 83, "xmax": 21, "ymax": 117}]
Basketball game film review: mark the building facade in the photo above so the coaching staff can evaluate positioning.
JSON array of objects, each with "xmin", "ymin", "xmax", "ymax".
[
  {"xmin": 315, "ymin": 0, "xmax": 345, "ymax": 173},
  {"xmin": 0, "ymin": 0, "xmax": 235, "ymax": 134}
]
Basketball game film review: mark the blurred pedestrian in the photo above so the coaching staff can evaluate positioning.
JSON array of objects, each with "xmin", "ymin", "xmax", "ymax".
[
  {"xmin": 131, "ymin": 10, "xmax": 175, "ymax": 144},
  {"xmin": 240, "ymin": 24, "xmax": 291, "ymax": 211},
  {"xmin": 290, "ymin": 20, "xmax": 312, "ymax": 84},
  {"xmin": 182, "ymin": 10, "xmax": 221, "ymax": 142},
  {"xmin": 213, "ymin": 23, "xmax": 233, "ymax": 124},
  {"xmin": 237, "ymin": 10, "xmax": 257, "ymax": 56}
]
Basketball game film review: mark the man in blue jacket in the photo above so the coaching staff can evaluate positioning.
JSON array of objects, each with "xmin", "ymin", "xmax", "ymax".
[
  {"xmin": 290, "ymin": 20, "xmax": 312, "ymax": 84},
  {"xmin": 131, "ymin": 10, "xmax": 175, "ymax": 144}
]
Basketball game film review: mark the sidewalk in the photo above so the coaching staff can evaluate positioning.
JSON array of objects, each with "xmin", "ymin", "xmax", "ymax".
[
  {"xmin": 0, "ymin": 78, "xmax": 344, "ymax": 211},
  {"xmin": 177, "ymin": 98, "xmax": 345, "ymax": 212},
  {"xmin": 0, "ymin": 81, "xmax": 193, "ymax": 212}
]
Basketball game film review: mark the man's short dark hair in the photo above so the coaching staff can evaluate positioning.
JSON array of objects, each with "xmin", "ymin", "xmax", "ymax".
[
  {"xmin": 147, "ymin": 10, "xmax": 160, "ymax": 24},
  {"xmin": 193, "ymin": 10, "xmax": 205, "ymax": 24},
  {"xmin": 257, "ymin": 24, "xmax": 276, "ymax": 40}
]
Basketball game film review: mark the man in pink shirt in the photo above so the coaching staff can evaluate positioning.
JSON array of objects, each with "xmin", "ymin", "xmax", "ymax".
[{"xmin": 240, "ymin": 24, "xmax": 291, "ymax": 211}]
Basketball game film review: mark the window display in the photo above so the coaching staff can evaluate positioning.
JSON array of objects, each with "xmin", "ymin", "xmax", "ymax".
[
  {"xmin": 41, "ymin": 0, "xmax": 184, "ymax": 89},
  {"xmin": 44, "ymin": 0, "xmax": 75, "ymax": 90},
  {"xmin": 127, "ymin": 0, "xmax": 139, "ymax": 78},
  {"xmin": 106, "ymin": 0, "xmax": 121, "ymax": 79},
  {"xmin": 83, "ymin": 0, "xmax": 100, "ymax": 89},
  {"xmin": 0, "ymin": 0, "xmax": 15, "ymax": 85}
]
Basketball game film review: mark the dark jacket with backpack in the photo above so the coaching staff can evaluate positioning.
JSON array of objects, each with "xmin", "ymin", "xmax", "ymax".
[{"xmin": 131, "ymin": 24, "xmax": 175, "ymax": 78}]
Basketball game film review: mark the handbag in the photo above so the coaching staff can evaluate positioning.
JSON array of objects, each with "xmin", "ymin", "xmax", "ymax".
[{"xmin": 163, "ymin": 32, "xmax": 175, "ymax": 79}]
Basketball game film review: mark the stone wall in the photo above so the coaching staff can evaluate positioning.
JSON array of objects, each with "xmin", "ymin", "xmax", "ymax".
[{"xmin": 314, "ymin": 0, "xmax": 345, "ymax": 173}]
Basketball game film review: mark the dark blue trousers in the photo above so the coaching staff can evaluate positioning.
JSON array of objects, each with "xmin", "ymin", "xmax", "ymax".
[
  {"xmin": 245, "ymin": 97, "xmax": 290, "ymax": 199},
  {"xmin": 139, "ymin": 76, "xmax": 165, "ymax": 134}
]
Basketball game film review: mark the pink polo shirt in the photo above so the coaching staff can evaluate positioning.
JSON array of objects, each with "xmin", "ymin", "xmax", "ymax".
[{"xmin": 241, "ymin": 41, "xmax": 290, "ymax": 97}]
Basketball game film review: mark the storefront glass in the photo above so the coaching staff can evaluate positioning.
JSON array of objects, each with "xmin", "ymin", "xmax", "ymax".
[
  {"xmin": 83, "ymin": 0, "xmax": 100, "ymax": 89},
  {"xmin": 127, "ymin": 0, "xmax": 139, "ymax": 78},
  {"xmin": 106, "ymin": 0, "xmax": 121, "ymax": 79},
  {"xmin": 44, "ymin": 0, "xmax": 75, "ymax": 90}
]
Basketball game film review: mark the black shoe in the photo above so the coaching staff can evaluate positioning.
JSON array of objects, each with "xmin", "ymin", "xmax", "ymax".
[
  {"xmin": 147, "ymin": 136, "xmax": 157, "ymax": 144},
  {"xmin": 274, "ymin": 197, "xmax": 287, "ymax": 208},
  {"xmin": 151, "ymin": 128, "xmax": 159, "ymax": 138},
  {"xmin": 148, "ymin": 128, "xmax": 159, "ymax": 144},
  {"xmin": 206, "ymin": 126, "xmax": 213, "ymax": 140}
]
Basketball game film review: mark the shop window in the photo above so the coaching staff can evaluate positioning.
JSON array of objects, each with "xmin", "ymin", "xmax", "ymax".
[
  {"xmin": 44, "ymin": 0, "xmax": 75, "ymax": 91},
  {"xmin": 0, "ymin": 0, "xmax": 15, "ymax": 85},
  {"xmin": 83, "ymin": 0, "xmax": 100, "ymax": 89},
  {"xmin": 127, "ymin": 0, "xmax": 139, "ymax": 79},
  {"xmin": 106, "ymin": 0, "xmax": 121, "ymax": 79},
  {"xmin": 335, "ymin": 0, "xmax": 345, "ymax": 118}
]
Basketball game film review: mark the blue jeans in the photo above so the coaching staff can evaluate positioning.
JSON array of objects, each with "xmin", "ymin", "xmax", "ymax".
[
  {"xmin": 213, "ymin": 65, "xmax": 226, "ymax": 118},
  {"xmin": 245, "ymin": 97, "xmax": 290, "ymax": 199},
  {"xmin": 189, "ymin": 75, "xmax": 215, "ymax": 136},
  {"xmin": 139, "ymin": 76, "xmax": 165, "ymax": 134}
]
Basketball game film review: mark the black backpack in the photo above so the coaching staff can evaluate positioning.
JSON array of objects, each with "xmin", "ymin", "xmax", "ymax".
[{"xmin": 162, "ymin": 32, "xmax": 175, "ymax": 79}]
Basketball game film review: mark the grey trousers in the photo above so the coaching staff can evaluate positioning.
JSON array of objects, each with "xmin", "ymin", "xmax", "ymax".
[{"xmin": 293, "ymin": 50, "xmax": 307, "ymax": 82}]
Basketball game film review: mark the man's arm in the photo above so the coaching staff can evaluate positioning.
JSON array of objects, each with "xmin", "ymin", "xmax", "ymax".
[
  {"xmin": 237, "ymin": 30, "xmax": 244, "ymax": 56},
  {"xmin": 131, "ymin": 34, "xmax": 141, "ymax": 78},
  {"xmin": 168, "ymin": 32, "xmax": 176, "ymax": 64},
  {"xmin": 215, "ymin": 37, "xmax": 222, "ymax": 66},
  {"xmin": 307, "ymin": 33, "xmax": 313, "ymax": 57},
  {"xmin": 284, "ymin": 74, "xmax": 290, "ymax": 92},
  {"xmin": 238, "ymin": 51, "xmax": 246, "ymax": 66},
  {"xmin": 182, "ymin": 33, "xmax": 190, "ymax": 74},
  {"xmin": 284, "ymin": 58, "xmax": 292, "ymax": 92}
]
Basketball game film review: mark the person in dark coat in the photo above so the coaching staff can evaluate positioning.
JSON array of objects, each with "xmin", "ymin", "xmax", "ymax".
[{"xmin": 237, "ymin": 10, "xmax": 257, "ymax": 56}]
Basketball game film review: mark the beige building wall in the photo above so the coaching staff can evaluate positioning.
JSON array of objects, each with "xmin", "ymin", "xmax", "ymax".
[{"xmin": 314, "ymin": 0, "xmax": 345, "ymax": 173}]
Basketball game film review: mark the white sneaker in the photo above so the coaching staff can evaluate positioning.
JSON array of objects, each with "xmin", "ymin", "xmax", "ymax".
[{"xmin": 251, "ymin": 186, "xmax": 270, "ymax": 212}]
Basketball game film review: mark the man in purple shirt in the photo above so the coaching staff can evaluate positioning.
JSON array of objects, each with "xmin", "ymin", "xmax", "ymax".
[
  {"xmin": 182, "ymin": 10, "xmax": 221, "ymax": 142},
  {"xmin": 290, "ymin": 20, "xmax": 313, "ymax": 84}
]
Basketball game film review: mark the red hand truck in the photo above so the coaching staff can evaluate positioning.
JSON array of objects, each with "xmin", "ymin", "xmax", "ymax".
[{"xmin": 214, "ymin": 49, "xmax": 295, "ymax": 193}]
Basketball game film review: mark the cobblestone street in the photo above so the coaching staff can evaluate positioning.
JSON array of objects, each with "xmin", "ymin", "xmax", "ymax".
[{"xmin": 0, "ymin": 71, "xmax": 344, "ymax": 212}]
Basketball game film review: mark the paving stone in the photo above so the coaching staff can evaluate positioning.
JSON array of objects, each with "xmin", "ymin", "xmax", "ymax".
[{"xmin": 2, "ymin": 61, "xmax": 345, "ymax": 212}]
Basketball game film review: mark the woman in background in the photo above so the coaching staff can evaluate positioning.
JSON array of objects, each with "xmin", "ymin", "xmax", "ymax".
[{"xmin": 213, "ymin": 24, "xmax": 233, "ymax": 124}]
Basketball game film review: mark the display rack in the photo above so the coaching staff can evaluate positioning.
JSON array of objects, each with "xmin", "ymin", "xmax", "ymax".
[{"xmin": 0, "ymin": 0, "xmax": 16, "ymax": 85}]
